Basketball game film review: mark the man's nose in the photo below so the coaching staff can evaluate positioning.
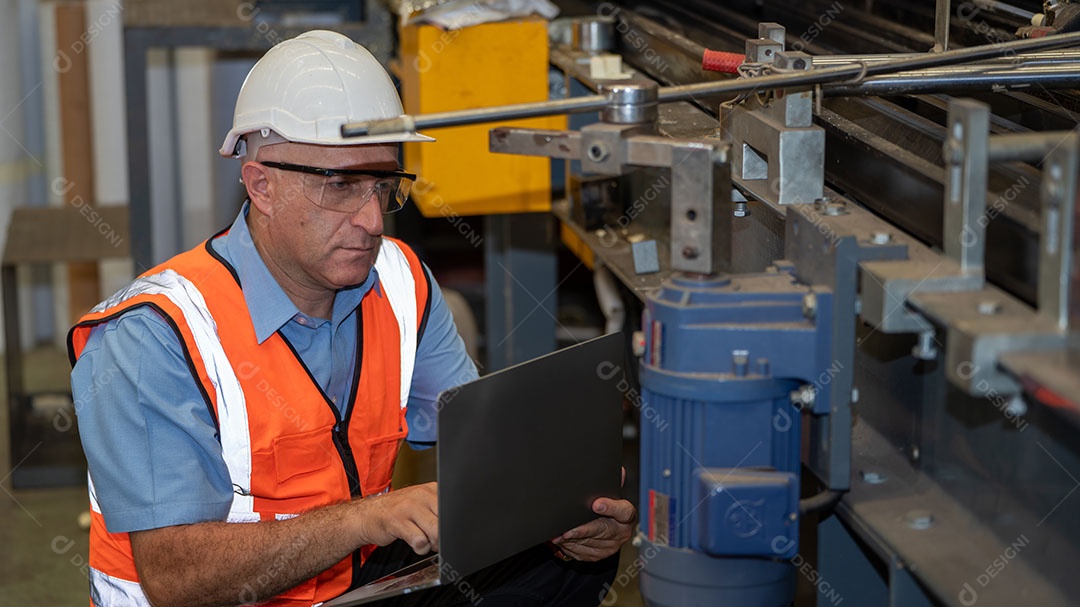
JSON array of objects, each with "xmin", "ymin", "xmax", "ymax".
[{"xmin": 350, "ymin": 194, "xmax": 384, "ymax": 235}]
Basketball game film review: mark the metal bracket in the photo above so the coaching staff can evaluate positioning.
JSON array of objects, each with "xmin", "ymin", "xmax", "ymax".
[
  {"xmin": 491, "ymin": 124, "xmax": 731, "ymax": 274},
  {"xmin": 723, "ymin": 29, "xmax": 825, "ymax": 206}
]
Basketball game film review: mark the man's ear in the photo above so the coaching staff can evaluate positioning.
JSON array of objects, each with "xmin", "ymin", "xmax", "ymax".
[{"xmin": 241, "ymin": 161, "xmax": 275, "ymax": 216}]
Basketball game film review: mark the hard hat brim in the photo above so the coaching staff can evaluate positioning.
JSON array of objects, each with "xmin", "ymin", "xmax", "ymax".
[{"xmin": 219, "ymin": 129, "xmax": 435, "ymax": 158}]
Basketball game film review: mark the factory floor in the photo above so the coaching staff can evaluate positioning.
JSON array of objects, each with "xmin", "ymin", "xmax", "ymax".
[{"xmin": 2, "ymin": 346, "xmax": 645, "ymax": 606}]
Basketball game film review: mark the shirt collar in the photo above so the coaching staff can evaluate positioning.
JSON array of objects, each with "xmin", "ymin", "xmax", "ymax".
[{"xmin": 213, "ymin": 203, "xmax": 378, "ymax": 344}]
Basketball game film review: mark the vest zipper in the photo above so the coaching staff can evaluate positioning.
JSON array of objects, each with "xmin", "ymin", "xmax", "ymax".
[
  {"xmin": 332, "ymin": 427, "xmax": 363, "ymax": 497},
  {"xmin": 337, "ymin": 311, "xmax": 365, "ymax": 497}
]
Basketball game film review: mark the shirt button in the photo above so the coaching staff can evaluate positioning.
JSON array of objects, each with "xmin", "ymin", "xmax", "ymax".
[{"xmin": 296, "ymin": 317, "xmax": 307, "ymax": 325}]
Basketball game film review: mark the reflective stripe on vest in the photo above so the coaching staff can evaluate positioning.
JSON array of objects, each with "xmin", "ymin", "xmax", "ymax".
[
  {"xmin": 90, "ymin": 567, "xmax": 151, "ymax": 607},
  {"xmin": 85, "ymin": 267, "xmax": 257, "ymax": 519},
  {"xmin": 79, "ymin": 238, "xmax": 423, "ymax": 606}
]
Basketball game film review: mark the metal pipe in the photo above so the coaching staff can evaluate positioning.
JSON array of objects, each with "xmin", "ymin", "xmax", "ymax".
[
  {"xmin": 988, "ymin": 132, "xmax": 1069, "ymax": 163},
  {"xmin": 969, "ymin": 0, "xmax": 1036, "ymax": 21},
  {"xmin": 342, "ymin": 31, "xmax": 1080, "ymax": 138},
  {"xmin": 935, "ymin": 0, "xmax": 952, "ymax": 52},
  {"xmin": 813, "ymin": 49, "xmax": 1080, "ymax": 66},
  {"xmin": 825, "ymin": 64, "xmax": 1080, "ymax": 96},
  {"xmin": 799, "ymin": 489, "xmax": 845, "ymax": 514}
]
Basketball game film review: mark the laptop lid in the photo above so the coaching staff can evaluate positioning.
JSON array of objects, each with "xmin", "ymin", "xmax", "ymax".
[
  {"xmin": 437, "ymin": 332, "xmax": 625, "ymax": 580},
  {"xmin": 324, "ymin": 333, "xmax": 626, "ymax": 607}
]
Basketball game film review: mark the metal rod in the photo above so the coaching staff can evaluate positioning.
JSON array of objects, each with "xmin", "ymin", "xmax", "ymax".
[
  {"xmin": 342, "ymin": 31, "xmax": 1080, "ymax": 138},
  {"xmin": 969, "ymin": 0, "xmax": 1036, "ymax": 21},
  {"xmin": 813, "ymin": 49, "xmax": 1080, "ymax": 66},
  {"xmin": 934, "ymin": 0, "xmax": 952, "ymax": 52},
  {"xmin": 988, "ymin": 132, "xmax": 1068, "ymax": 163},
  {"xmin": 825, "ymin": 65, "xmax": 1080, "ymax": 97}
]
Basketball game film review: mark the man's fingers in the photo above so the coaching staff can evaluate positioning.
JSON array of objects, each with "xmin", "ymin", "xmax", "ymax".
[
  {"xmin": 552, "ymin": 497, "xmax": 637, "ymax": 562},
  {"xmin": 592, "ymin": 498, "xmax": 637, "ymax": 525},
  {"xmin": 560, "ymin": 518, "xmax": 612, "ymax": 541},
  {"xmin": 404, "ymin": 523, "xmax": 435, "ymax": 554},
  {"xmin": 556, "ymin": 537, "xmax": 623, "ymax": 562},
  {"xmin": 559, "ymin": 519, "xmax": 629, "ymax": 545}
]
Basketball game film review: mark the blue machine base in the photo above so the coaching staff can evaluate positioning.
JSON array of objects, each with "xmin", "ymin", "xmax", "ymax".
[{"xmin": 637, "ymin": 536, "xmax": 796, "ymax": 607}]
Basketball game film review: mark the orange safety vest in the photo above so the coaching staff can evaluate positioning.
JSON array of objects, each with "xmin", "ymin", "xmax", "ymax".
[{"xmin": 68, "ymin": 233, "xmax": 431, "ymax": 607}]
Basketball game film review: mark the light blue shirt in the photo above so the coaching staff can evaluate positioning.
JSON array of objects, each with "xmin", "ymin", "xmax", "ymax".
[{"xmin": 71, "ymin": 208, "xmax": 477, "ymax": 533}]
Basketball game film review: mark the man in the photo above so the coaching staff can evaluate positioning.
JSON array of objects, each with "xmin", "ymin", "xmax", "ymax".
[{"xmin": 70, "ymin": 30, "xmax": 635, "ymax": 607}]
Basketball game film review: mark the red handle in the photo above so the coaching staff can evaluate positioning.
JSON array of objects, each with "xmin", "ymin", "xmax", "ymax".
[{"xmin": 702, "ymin": 49, "xmax": 744, "ymax": 73}]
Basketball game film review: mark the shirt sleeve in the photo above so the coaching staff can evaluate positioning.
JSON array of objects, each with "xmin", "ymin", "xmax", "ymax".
[
  {"xmin": 71, "ymin": 307, "xmax": 234, "ymax": 533},
  {"xmin": 405, "ymin": 265, "xmax": 479, "ymax": 445}
]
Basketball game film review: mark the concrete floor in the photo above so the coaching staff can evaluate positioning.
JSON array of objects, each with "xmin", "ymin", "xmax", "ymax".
[{"xmin": 2, "ymin": 347, "xmax": 644, "ymax": 606}]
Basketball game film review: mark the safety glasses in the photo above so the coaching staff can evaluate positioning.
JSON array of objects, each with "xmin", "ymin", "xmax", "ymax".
[{"xmin": 259, "ymin": 161, "xmax": 416, "ymax": 214}]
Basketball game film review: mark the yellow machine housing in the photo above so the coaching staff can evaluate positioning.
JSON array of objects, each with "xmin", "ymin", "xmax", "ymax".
[{"xmin": 398, "ymin": 17, "xmax": 567, "ymax": 217}]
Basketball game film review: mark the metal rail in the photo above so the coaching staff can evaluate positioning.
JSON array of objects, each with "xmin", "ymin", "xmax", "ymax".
[{"xmin": 342, "ymin": 31, "xmax": 1080, "ymax": 138}]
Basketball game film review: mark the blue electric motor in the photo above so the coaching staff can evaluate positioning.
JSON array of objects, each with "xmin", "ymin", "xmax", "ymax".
[{"xmin": 637, "ymin": 270, "xmax": 833, "ymax": 606}]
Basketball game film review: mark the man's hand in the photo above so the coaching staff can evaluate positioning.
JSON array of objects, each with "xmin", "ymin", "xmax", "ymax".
[
  {"xmin": 551, "ymin": 498, "xmax": 637, "ymax": 561},
  {"xmin": 354, "ymin": 482, "xmax": 439, "ymax": 554},
  {"xmin": 130, "ymin": 482, "xmax": 441, "ymax": 607}
]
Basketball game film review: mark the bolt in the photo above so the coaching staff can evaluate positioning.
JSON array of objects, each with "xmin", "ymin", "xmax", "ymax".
[
  {"xmin": 825, "ymin": 202, "xmax": 848, "ymax": 216},
  {"xmin": 910, "ymin": 445, "xmax": 921, "ymax": 462},
  {"xmin": 802, "ymin": 292, "xmax": 818, "ymax": 319},
  {"xmin": 790, "ymin": 384, "xmax": 816, "ymax": 407},
  {"xmin": 870, "ymin": 231, "xmax": 891, "ymax": 245},
  {"xmin": 911, "ymin": 330, "xmax": 938, "ymax": 361},
  {"xmin": 682, "ymin": 246, "xmax": 700, "ymax": 259},
  {"xmin": 978, "ymin": 300, "xmax": 1002, "ymax": 315},
  {"xmin": 662, "ymin": 468, "xmax": 672, "ymax": 478},
  {"xmin": 944, "ymin": 139, "xmax": 963, "ymax": 165},
  {"xmin": 789, "ymin": 512, "xmax": 798, "ymax": 521},
  {"xmin": 756, "ymin": 358, "xmax": 770, "ymax": 376},
  {"xmin": 1046, "ymin": 180, "xmax": 1063, "ymax": 202},
  {"xmin": 861, "ymin": 470, "xmax": 886, "ymax": 484},
  {"xmin": 587, "ymin": 143, "xmax": 609, "ymax": 162},
  {"xmin": 732, "ymin": 350, "xmax": 749, "ymax": 377},
  {"xmin": 793, "ymin": 58, "xmax": 807, "ymax": 70},
  {"xmin": 904, "ymin": 509, "xmax": 934, "ymax": 530},
  {"xmin": 733, "ymin": 201, "xmax": 750, "ymax": 218},
  {"xmin": 815, "ymin": 197, "xmax": 849, "ymax": 216},
  {"xmin": 851, "ymin": 387, "xmax": 860, "ymax": 403}
]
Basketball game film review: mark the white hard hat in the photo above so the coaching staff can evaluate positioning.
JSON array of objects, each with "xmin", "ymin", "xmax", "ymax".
[{"xmin": 219, "ymin": 30, "xmax": 433, "ymax": 158}]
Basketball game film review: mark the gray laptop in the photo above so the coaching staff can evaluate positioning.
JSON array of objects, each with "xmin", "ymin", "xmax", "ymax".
[{"xmin": 324, "ymin": 332, "xmax": 624, "ymax": 606}]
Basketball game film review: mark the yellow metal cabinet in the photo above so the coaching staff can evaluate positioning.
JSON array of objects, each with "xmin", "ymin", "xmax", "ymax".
[{"xmin": 399, "ymin": 17, "xmax": 567, "ymax": 217}]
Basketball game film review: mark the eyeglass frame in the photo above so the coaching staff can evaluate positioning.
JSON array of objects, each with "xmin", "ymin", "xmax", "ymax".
[{"xmin": 257, "ymin": 160, "xmax": 417, "ymax": 214}]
